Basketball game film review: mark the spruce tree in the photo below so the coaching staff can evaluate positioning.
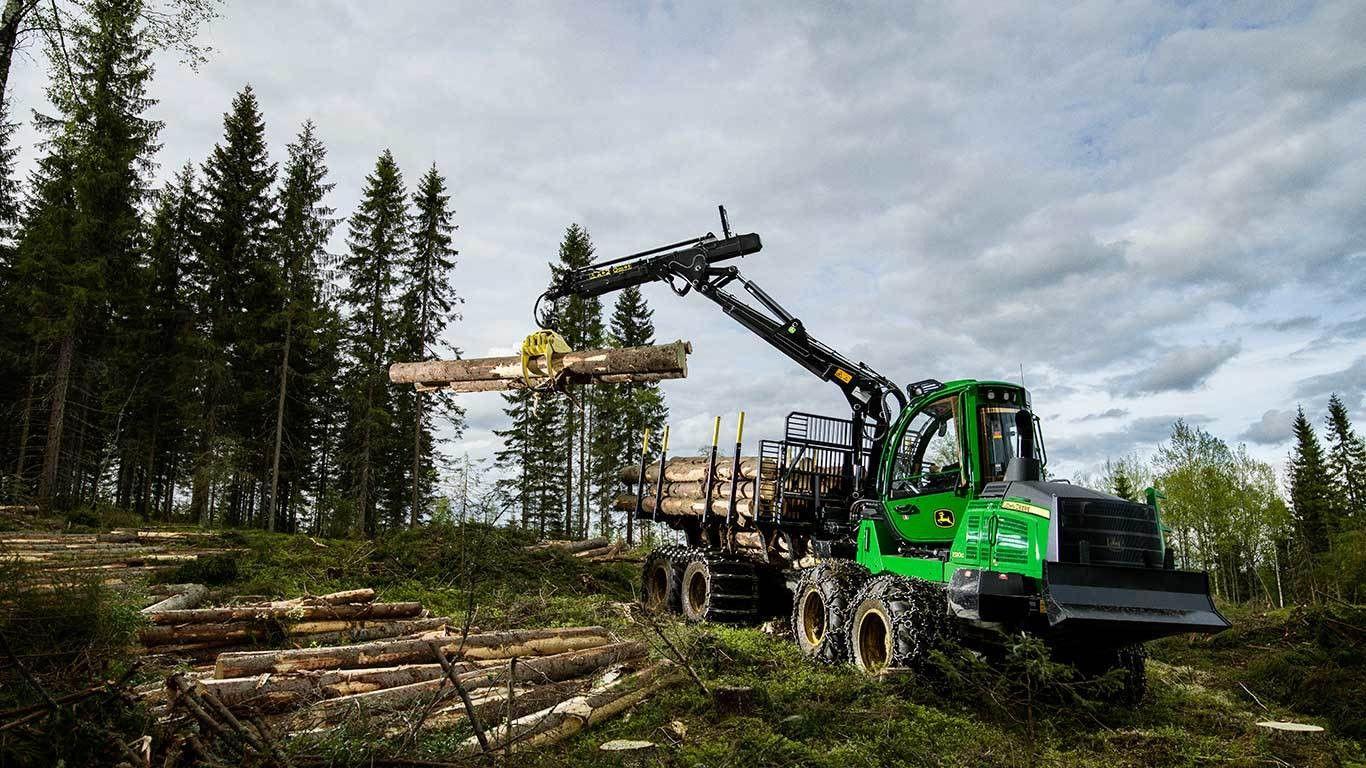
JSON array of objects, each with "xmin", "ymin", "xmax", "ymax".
[
  {"xmin": 595, "ymin": 286, "xmax": 667, "ymax": 542},
  {"xmin": 0, "ymin": 95, "xmax": 25, "ymax": 490},
  {"xmin": 1288, "ymin": 406, "xmax": 1333, "ymax": 553},
  {"xmin": 340, "ymin": 149, "xmax": 408, "ymax": 538},
  {"xmin": 14, "ymin": 0, "xmax": 160, "ymax": 510},
  {"xmin": 265, "ymin": 120, "xmax": 337, "ymax": 532},
  {"xmin": 1324, "ymin": 393, "xmax": 1366, "ymax": 528},
  {"xmin": 396, "ymin": 164, "xmax": 463, "ymax": 527},
  {"xmin": 196, "ymin": 84, "xmax": 277, "ymax": 525},
  {"xmin": 132, "ymin": 164, "xmax": 203, "ymax": 519},
  {"xmin": 545, "ymin": 224, "xmax": 601, "ymax": 538}
]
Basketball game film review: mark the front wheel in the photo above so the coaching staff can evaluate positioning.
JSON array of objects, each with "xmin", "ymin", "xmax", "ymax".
[{"xmin": 849, "ymin": 574, "xmax": 950, "ymax": 674}]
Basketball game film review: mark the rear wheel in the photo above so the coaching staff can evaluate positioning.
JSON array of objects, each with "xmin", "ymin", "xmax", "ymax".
[
  {"xmin": 640, "ymin": 545, "xmax": 687, "ymax": 613},
  {"xmin": 1063, "ymin": 644, "xmax": 1147, "ymax": 705},
  {"xmin": 680, "ymin": 552, "xmax": 759, "ymax": 623},
  {"xmin": 792, "ymin": 561, "xmax": 869, "ymax": 664},
  {"xmin": 849, "ymin": 574, "xmax": 950, "ymax": 674}
]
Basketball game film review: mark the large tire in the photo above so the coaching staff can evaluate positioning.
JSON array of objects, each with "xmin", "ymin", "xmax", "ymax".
[
  {"xmin": 1063, "ymin": 643, "xmax": 1147, "ymax": 705},
  {"xmin": 640, "ymin": 545, "xmax": 689, "ymax": 613},
  {"xmin": 849, "ymin": 574, "xmax": 951, "ymax": 674},
  {"xmin": 679, "ymin": 552, "xmax": 759, "ymax": 623},
  {"xmin": 792, "ymin": 560, "xmax": 870, "ymax": 664}
]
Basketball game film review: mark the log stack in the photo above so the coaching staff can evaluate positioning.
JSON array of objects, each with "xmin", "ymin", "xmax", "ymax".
[
  {"xmin": 612, "ymin": 456, "xmax": 766, "ymax": 527},
  {"xmin": 2, "ymin": 530, "xmax": 240, "ymax": 589},
  {"xmin": 138, "ymin": 589, "xmax": 452, "ymax": 661},
  {"xmin": 154, "ymin": 621, "xmax": 678, "ymax": 762}
]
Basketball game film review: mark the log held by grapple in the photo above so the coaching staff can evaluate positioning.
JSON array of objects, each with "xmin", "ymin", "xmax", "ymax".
[{"xmin": 387, "ymin": 340, "xmax": 691, "ymax": 393}]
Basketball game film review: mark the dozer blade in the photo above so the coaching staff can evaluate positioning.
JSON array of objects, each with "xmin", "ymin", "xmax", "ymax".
[{"xmin": 1042, "ymin": 561, "xmax": 1229, "ymax": 644}]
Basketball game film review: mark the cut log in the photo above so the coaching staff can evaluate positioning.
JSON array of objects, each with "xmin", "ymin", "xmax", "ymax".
[
  {"xmin": 147, "ymin": 601, "xmax": 422, "ymax": 626},
  {"xmin": 142, "ymin": 584, "xmax": 209, "ymax": 614},
  {"xmin": 464, "ymin": 661, "xmax": 682, "ymax": 753},
  {"xmin": 382, "ymin": 679, "xmax": 588, "ymax": 736},
  {"xmin": 285, "ymin": 617, "xmax": 454, "ymax": 647},
  {"xmin": 308, "ymin": 640, "xmax": 644, "ymax": 719},
  {"xmin": 268, "ymin": 588, "xmax": 377, "ymax": 608},
  {"xmin": 389, "ymin": 341, "xmax": 690, "ymax": 393},
  {"xmin": 619, "ymin": 456, "xmax": 758, "ymax": 484},
  {"xmin": 527, "ymin": 537, "xmax": 609, "ymax": 554},
  {"xmin": 214, "ymin": 626, "xmax": 613, "ymax": 678},
  {"xmin": 201, "ymin": 663, "xmax": 453, "ymax": 709},
  {"xmin": 612, "ymin": 495, "xmax": 755, "ymax": 520}
]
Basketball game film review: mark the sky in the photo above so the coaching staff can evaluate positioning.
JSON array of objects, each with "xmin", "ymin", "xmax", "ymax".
[{"xmin": 9, "ymin": 0, "xmax": 1366, "ymax": 488}]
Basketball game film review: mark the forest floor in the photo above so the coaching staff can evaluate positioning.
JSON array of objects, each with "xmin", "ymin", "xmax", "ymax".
[{"xmin": 2, "ymin": 517, "xmax": 1363, "ymax": 767}]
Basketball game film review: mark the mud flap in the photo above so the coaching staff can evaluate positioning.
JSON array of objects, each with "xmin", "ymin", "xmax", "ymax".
[{"xmin": 1043, "ymin": 561, "xmax": 1229, "ymax": 644}]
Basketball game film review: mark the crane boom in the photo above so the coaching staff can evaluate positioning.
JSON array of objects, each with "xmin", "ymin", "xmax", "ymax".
[{"xmin": 536, "ymin": 207, "xmax": 907, "ymax": 484}]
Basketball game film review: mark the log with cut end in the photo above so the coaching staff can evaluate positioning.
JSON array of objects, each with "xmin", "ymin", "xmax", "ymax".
[
  {"xmin": 214, "ymin": 625, "xmax": 613, "ymax": 678},
  {"xmin": 146, "ymin": 601, "xmax": 422, "ymax": 626},
  {"xmin": 307, "ymin": 640, "xmax": 645, "ymax": 719},
  {"xmin": 619, "ymin": 456, "xmax": 759, "ymax": 484},
  {"xmin": 463, "ymin": 661, "xmax": 682, "ymax": 754},
  {"xmin": 141, "ymin": 584, "xmax": 209, "ymax": 614},
  {"xmin": 389, "ymin": 341, "xmax": 690, "ymax": 393},
  {"xmin": 526, "ymin": 537, "xmax": 609, "ymax": 554},
  {"xmin": 612, "ymin": 495, "xmax": 755, "ymax": 520}
]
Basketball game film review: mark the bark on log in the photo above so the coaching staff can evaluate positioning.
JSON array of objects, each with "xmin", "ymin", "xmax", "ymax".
[
  {"xmin": 307, "ymin": 640, "xmax": 644, "ymax": 719},
  {"xmin": 463, "ymin": 661, "xmax": 682, "ymax": 753},
  {"xmin": 147, "ymin": 601, "xmax": 422, "ymax": 626},
  {"xmin": 612, "ymin": 495, "xmax": 755, "ymax": 519},
  {"xmin": 389, "ymin": 341, "xmax": 690, "ymax": 393},
  {"xmin": 525, "ymin": 537, "xmax": 609, "ymax": 554},
  {"xmin": 619, "ymin": 456, "xmax": 759, "ymax": 484},
  {"xmin": 142, "ymin": 584, "xmax": 209, "ymax": 614},
  {"xmin": 213, "ymin": 626, "xmax": 613, "ymax": 678},
  {"xmin": 200, "ymin": 663, "xmax": 455, "ymax": 709},
  {"xmin": 285, "ymin": 617, "xmax": 454, "ymax": 647}
]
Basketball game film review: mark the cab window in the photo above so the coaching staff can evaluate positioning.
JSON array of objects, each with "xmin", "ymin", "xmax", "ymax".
[
  {"xmin": 979, "ymin": 406, "xmax": 1021, "ymax": 484},
  {"xmin": 889, "ymin": 396, "xmax": 963, "ymax": 498}
]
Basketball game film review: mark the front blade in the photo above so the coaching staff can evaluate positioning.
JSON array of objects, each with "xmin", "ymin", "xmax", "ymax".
[{"xmin": 1043, "ymin": 561, "xmax": 1230, "ymax": 644}]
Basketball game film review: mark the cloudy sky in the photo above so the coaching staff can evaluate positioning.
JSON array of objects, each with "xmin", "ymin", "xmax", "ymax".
[{"xmin": 11, "ymin": 1, "xmax": 1366, "ymax": 486}]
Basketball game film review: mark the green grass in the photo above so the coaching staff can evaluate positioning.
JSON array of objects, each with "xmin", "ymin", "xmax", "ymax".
[{"xmin": 10, "ymin": 523, "xmax": 1365, "ymax": 767}]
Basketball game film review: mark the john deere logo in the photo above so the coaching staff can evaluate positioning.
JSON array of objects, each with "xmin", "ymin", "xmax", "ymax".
[{"xmin": 934, "ymin": 509, "xmax": 955, "ymax": 527}]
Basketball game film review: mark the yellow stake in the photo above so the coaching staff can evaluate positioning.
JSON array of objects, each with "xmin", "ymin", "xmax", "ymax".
[
  {"xmin": 662, "ymin": 425, "xmax": 671, "ymax": 452},
  {"xmin": 735, "ymin": 411, "xmax": 746, "ymax": 443},
  {"xmin": 641, "ymin": 428, "xmax": 651, "ymax": 453},
  {"xmin": 711, "ymin": 416, "xmax": 721, "ymax": 447}
]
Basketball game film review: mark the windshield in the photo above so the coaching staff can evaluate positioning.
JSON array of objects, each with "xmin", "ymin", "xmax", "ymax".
[{"xmin": 979, "ymin": 406, "xmax": 1037, "ymax": 483}]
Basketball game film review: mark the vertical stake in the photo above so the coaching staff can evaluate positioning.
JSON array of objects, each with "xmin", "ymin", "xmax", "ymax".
[
  {"xmin": 630, "ymin": 428, "xmax": 650, "ymax": 547},
  {"xmin": 652, "ymin": 425, "xmax": 670, "ymax": 523},
  {"xmin": 725, "ymin": 412, "xmax": 745, "ymax": 550},
  {"xmin": 703, "ymin": 416, "xmax": 721, "ymax": 541}
]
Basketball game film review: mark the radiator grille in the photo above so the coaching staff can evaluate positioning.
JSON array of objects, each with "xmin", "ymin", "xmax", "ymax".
[{"xmin": 1057, "ymin": 498, "xmax": 1162, "ymax": 567}]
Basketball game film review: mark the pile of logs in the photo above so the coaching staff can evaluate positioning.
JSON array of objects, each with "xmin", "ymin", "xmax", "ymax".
[
  {"xmin": 389, "ymin": 340, "xmax": 691, "ymax": 394},
  {"xmin": 139, "ymin": 588, "xmax": 454, "ymax": 661},
  {"xmin": 526, "ymin": 537, "xmax": 638, "ymax": 563},
  {"xmin": 154, "ymin": 622, "xmax": 680, "ymax": 762},
  {"xmin": 2, "ymin": 530, "xmax": 238, "ymax": 589},
  {"xmin": 613, "ymin": 456, "xmax": 765, "ymax": 525}
]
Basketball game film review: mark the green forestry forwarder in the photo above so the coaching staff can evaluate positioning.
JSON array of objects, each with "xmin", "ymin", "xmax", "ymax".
[{"xmin": 534, "ymin": 207, "xmax": 1228, "ymax": 702}]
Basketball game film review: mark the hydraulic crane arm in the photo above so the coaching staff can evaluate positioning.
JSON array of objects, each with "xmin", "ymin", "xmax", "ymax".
[{"xmin": 536, "ymin": 207, "xmax": 908, "ymax": 475}]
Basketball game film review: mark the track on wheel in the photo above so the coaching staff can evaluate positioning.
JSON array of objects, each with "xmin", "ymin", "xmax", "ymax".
[
  {"xmin": 849, "ymin": 573, "xmax": 953, "ymax": 674},
  {"xmin": 679, "ymin": 550, "xmax": 759, "ymax": 623},
  {"xmin": 639, "ymin": 544, "xmax": 693, "ymax": 613}
]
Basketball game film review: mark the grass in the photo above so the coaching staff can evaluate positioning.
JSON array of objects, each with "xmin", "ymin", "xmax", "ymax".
[{"xmin": 6, "ymin": 522, "xmax": 1364, "ymax": 767}]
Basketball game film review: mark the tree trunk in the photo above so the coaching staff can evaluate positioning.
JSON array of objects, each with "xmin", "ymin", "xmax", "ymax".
[
  {"xmin": 38, "ymin": 333, "xmax": 75, "ymax": 510},
  {"xmin": 0, "ymin": 0, "xmax": 28, "ymax": 112},
  {"xmin": 146, "ymin": 601, "xmax": 421, "ymax": 626},
  {"xmin": 410, "ymin": 389, "xmax": 422, "ymax": 527},
  {"xmin": 267, "ymin": 317, "xmax": 292, "ymax": 533}
]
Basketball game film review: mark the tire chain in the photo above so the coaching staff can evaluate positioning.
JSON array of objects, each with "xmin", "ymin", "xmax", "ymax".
[
  {"xmin": 855, "ymin": 573, "xmax": 955, "ymax": 668},
  {"xmin": 681, "ymin": 547, "xmax": 760, "ymax": 623},
  {"xmin": 792, "ymin": 560, "xmax": 871, "ymax": 664}
]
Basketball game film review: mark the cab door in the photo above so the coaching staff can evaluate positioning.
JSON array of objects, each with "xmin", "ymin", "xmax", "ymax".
[{"xmin": 881, "ymin": 393, "xmax": 971, "ymax": 542}]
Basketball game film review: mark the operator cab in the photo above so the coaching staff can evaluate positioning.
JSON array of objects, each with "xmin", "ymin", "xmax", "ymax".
[{"xmin": 879, "ymin": 381, "xmax": 1043, "ymax": 544}]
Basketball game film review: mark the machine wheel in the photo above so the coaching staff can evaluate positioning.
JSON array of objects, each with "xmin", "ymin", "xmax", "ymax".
[
  {"xmin": 640, "ymin": 545, "xmax": 689, "ymax": 613},
  {"xmin": 679, "ymin": 552, "xmax": 759, "ymax": 623},
  {"xmin": 849, "ymin": 574, "xmax": 951, "ymax": 674},
  {"xmin": 1064, "ymin": 644, "xmax": 1147, "ymax": 705},
  {"xmin": 792, "ymin": 560, "xmax": 870, "ymax": 664}
]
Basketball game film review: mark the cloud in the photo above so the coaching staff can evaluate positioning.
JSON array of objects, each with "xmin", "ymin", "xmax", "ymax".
[
  {"xmin": 1239, "ymin": 408, "xmax": 1297, "ymax": 445},
  {"xmin": 1072, "ymin": 408, "xmax": 1129, "ymax": 423},
  {"xmin": 1107, "ymin": 343, "xmax": 1241, "ymax": 396},
  {"xmin": 1050, "ymin": 414, "xmax": 1211, "ymax": 465},
  {"xmin": 1294, "ymin": 356, "xmax": 1366, "ymax": 401},
  {"xmin": 1258, "ymin": 315, "xmax": 1319, "ymax": 332}
]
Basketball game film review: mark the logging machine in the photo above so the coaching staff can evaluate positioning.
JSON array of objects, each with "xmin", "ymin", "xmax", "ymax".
[{"xmin": 534, "ymin": 207, "xmax": 1228, "ymax": 699}]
